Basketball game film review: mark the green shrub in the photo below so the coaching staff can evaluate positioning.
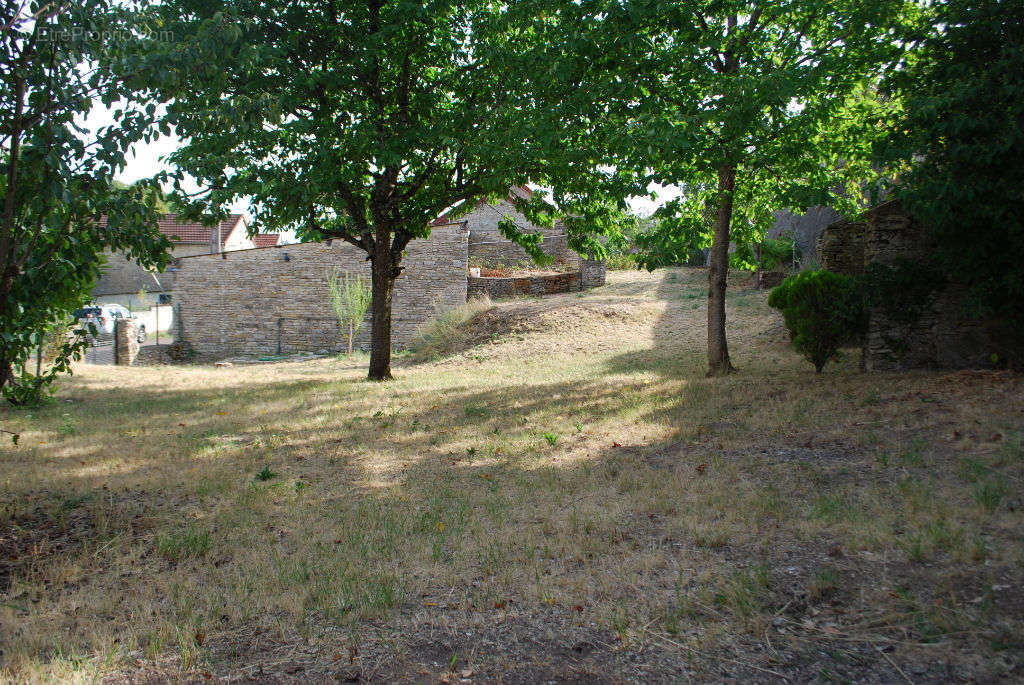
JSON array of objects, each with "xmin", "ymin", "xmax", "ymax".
[
  {"xmin": 760, "ymin": 236, "xmax": 800, "ymax": 271},
  {"xmin": 768, "ymin": 270, "xmax": 866, "ymax": 373}
]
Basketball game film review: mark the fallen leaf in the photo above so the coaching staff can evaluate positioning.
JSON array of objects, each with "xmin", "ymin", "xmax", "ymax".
[
  {"xmin": 696, "ymin": 463, "xmax": 707, "ymax": 475},
  {"xmin": 494, "ymin": 600, "xmax": 506, "ymax": 609}
]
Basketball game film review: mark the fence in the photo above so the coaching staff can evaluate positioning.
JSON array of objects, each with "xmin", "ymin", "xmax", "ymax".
[{"xmin": 81, "ymin": 334, "xmax": 114, "ymax": 365}]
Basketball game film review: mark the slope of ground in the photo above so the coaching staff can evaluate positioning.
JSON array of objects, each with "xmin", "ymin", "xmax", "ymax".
[{"xmin": 1, "ymin": 267, "xmax": 1021, "ymax": 682}]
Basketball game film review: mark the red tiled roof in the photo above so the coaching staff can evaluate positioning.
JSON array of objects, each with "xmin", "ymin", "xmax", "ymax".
[
  {"xmin": 253, "ymin": 233, "xmax": 282, "ymax": 248},
  {"xmin": 153, "ymin": 213, "xmax": 246, "ymax": 247},
  {"xmin": 96, "ymin": 213, "xmax": 246, "ymax": 248}
]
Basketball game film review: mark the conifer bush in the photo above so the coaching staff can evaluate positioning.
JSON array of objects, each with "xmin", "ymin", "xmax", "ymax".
[{"xmin": 768, "ymin": 271, "xmax": 867, "ymax": 373}]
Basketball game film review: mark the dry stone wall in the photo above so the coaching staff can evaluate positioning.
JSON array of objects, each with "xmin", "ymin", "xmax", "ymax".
[{"xmin": 172, "ymin": 227, "xmax": 468, "ymax": 361}]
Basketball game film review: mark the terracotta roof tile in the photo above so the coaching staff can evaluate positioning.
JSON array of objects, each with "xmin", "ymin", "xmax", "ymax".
[
  {"xmin": 97, "ymin": 213, "xmax": 246, "ymax": 249},
  {"xmin": 154, "ymin": 213, "xmax": 246, "ymax": 247},
  {"xmin": 253, "ymin": 233, "xmax": 282, "ymax": 248}
]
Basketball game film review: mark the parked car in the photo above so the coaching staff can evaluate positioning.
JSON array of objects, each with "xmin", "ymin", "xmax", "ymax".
[{"xmin": 73, "ymin": 304, "xmax": 147, "ymax": 342}]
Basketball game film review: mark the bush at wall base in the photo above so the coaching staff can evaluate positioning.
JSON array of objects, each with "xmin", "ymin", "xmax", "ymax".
[{"xmin": 768, "ymin": 270, "xmax": 867, "ymax": 373}]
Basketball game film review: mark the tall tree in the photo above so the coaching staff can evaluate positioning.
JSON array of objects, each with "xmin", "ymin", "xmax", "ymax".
[
  {"xmin": 552, "ymin": 0, "xmax": 910, "ymax": 375},
  {"xmin": 154, "ymin": 0, "xmax": 611, "ymax": 381},
  {"xmin": 0, "ymin": 0, "xmax": 172, "ymax": 402},
  {"xmin": 877, "ymin": 0, "xmax": 1024, "ymax": 363}
]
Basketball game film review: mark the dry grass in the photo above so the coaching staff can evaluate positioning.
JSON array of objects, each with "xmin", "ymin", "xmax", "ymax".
[
  {"xmin": 407, "ymin": 294, "xmax": 494, "ymax": 360},
  {"xmin": 1, "ymin": 267, "xmax": 1022, "ymax": 683}
]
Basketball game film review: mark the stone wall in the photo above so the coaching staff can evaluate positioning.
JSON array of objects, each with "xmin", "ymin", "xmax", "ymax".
[
  {"xmin": 820, "ymin": 201, "xmax": 998, "ymax": 371},
  {"xmin": 817, "ymin": 220, "xmax": 867, "ymax": 277},
  {"xmin": 114, "ymin": 319, "xmax": 140, "ymax": 366},
  {"xmin": 172, "ymin": 227, "xmax": 468, "ymax": 361},
  {"xmin": 468, "ymin": 272, "xmax": 583, "ymax": 300},
  {"xmin": 580, "ymin": 257, "xmax": 607, "ymax": 289},
  {"xmin": 770, "ymin": 205, "xmax": 844, "ymax": 267}
]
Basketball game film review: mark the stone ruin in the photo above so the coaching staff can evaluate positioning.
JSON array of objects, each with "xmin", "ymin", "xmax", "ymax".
[{"xmin": 818, "ymin": 201, "xmax": 1002, "ymax": 371}]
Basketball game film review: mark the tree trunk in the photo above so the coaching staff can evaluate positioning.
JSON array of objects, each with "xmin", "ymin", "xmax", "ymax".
[
  {"xmin": 368, "ymin": 232, "xmax": 395, "ymax": 381},
  {"xmin": 348, "ymin": 320, "xmax": 354, "ymax": 357},
  {"xmin": 707, "ymin": 163, "xmax": 737, "ymax": 376}
]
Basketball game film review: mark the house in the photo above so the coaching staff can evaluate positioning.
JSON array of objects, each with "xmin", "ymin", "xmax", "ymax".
[{"xmin": 91, "ymin": 214, "xmax": 280, "ymax": 310}]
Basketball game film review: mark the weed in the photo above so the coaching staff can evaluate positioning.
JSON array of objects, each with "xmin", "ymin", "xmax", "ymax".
[
  {"xmin": 543, "ymin": 432, "xmax": 559, "ymax": 446},
  {"xmin": 255, "ymin": 465, "xmax": 278, "ymax": 482},
  {"xmin": 407, "ymin": 295, "xmax": 494, "ymax": 359},
  {"xmin": 974, "ymin": 479, "xmax": 1009, "ymax": 512}
]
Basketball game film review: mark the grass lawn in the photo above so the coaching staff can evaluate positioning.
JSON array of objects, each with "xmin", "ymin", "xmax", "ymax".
[{"xmin": 1, "ymin": 267, "xmax": 1022, "ymax": 682}]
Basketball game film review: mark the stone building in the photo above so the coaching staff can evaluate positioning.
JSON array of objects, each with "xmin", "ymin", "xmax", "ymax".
[
  {"xmin": 437, "ymin": 187, "xmax": 584, "ymax": 271},
  {"xmin": 91, "ymin": 214, "xmax": 282, "ymax": 308},
  {"xmin": 171, "ymin": 227, "xmax": 469, "ymax": 360},
  {"xmin": 818, "ymin": 201, "xmax": 999, "ymax": 371}
]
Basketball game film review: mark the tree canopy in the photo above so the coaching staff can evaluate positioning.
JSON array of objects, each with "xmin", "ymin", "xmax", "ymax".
[
  {"xmin": 877, "ymin": 0, "xmax": 1024, "ymax": 362},
  {"xmin": 152, "ymin": 0, "xmax": 623, "ymax": 380},
  {"xmin": 0, "ymin": 0, "xmax": 172, "ymax": 404}
]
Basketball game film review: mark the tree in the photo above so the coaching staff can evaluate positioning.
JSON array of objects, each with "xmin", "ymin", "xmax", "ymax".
[
  {"xmin": 554, "ymin": 1, "xmax": 910, "ymax": 375},
  {"xmin": 877, "ymin": 0, "xmax": 1024, "ymax": 362},
  {"xmin": 153, "ymin": 0, "xmax": 611, "ymax": 381},
  {"xmin": 0, "ymin": 0, "xmax": 172, "ymax": 403},
  {"xmin": 327, "ymin": 269, "xmax": 372, "ymax": 357}
]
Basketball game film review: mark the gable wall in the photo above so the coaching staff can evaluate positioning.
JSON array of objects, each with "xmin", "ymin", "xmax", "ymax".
[{"xmin": 463, "ymin": 199, "xmax": 583, "ymax": 270}]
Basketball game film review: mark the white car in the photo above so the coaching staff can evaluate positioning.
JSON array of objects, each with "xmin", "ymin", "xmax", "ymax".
[{"xmin": 74, "ymin": 304, "xmax": 147, "ymax": 342}]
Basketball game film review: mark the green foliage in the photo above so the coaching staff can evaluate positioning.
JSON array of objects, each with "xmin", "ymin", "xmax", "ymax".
[
  {"xmin": 567, "ymin": 3, "xmax": 911, "ymax": 269},
  {"xmin": 760, "ymin": 237, "xmax": 800, "ymax": 272},
  {"xmin": 0, "ymin": 1, "xmax": 173, "ymax": 404},
  {"xmin": 255, "ymin": 465, "xmax": 278, "ymax": 482},
  {"xmin": 730, "ymin": 236, "xmax": 800, "ymax": 272},
  {"xmin": 327, "ymin": 270, "xmax": 372, "ymax": 357},
  {"xmin": 769, "ymin": 271, "xmax": 867, "ymax": 373},
  {"xmin": 876, "ymin": 0, "xmax": 1024, "ymax": 362}
]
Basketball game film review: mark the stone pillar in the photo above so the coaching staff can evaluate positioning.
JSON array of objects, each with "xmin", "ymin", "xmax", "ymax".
[
  {"xmin": 115, "ymin": 318, "xmax": 140, "ymax": 366},
  {"xmin": 580, "ymin": 257, "xmax": 606, "ymax": 289}
]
